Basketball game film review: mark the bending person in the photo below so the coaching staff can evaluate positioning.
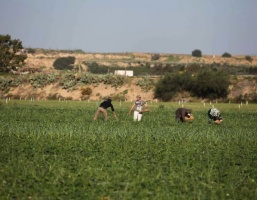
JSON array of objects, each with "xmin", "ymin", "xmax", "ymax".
[
  {"xmin": 175, "ymin": 108, "xmax": 194, "ymax": 123},
  {"xmin": 93, "ymin": 98, "xmax": 117, "ymax": 121},
  {"xmin": 208, "ymin": 108, "xmax": 223, "ymax": 124}
]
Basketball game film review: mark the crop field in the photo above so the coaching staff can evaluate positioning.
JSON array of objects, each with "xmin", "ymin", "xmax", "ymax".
[{"xmin": 0, "ymin": 100, "xmax": 257, "ymax": 199}]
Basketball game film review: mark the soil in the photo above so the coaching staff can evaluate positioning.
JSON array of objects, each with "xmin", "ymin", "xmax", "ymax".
[{"xmin": 4, "ymin": 50, "xmax": 257, "ymax": 101}]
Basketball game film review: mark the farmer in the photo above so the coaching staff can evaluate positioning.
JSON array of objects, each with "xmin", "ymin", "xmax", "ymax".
[
  {"xmin": 128, "ymin": 95, "xmax": 150, "ymax": 121},
  {"xmin": 93, "ymin": 98, "xmax": 117, "ymax": 121},
  {"xmin": 175, "ymin": 107, "xmax": 194, "ymax": 123},
  {"xmin": 207, "ymin": 108, "xmax": 223, "ymax": 124}
]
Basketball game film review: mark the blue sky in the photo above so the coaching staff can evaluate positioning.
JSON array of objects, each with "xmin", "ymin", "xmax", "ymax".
[{"xmin": 1, "ymin": 0, "xmax": 257, "ymax": 55}]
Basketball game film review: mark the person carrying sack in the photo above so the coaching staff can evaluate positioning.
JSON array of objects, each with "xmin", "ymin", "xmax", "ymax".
[
  {"xmin": 175, "ymin": 108, "xmax": 194, "ymax": 123},
  {"xmin": 207, "ymin": 108, "xmax": 223, "ymax": 124},
  {"xmin": 128, "ymin": 95, "xmax": 149, "ymax": 121}
]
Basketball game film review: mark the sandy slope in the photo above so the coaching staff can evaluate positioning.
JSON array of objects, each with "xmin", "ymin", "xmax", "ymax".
[{"xmin": 3, "ymin": 51, "xmax": 257, "ymax": 101}]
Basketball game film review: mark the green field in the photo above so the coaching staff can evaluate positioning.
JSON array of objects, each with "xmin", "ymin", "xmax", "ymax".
[{"xmin": 0, "ymin": 100, "xmax": 257, "ymax": 199}]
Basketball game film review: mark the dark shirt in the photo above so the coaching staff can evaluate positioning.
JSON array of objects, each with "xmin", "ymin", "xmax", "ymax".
[
  {"xmin": 175, "ymin": 108, "xmax": 192, "ymax": 122},
  {"xmin": 100, "ymin": 100, "xmax": 115, "ymax": 112}
]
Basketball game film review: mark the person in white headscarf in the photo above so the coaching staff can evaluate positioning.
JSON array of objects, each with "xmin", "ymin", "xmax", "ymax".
[{"xmin": 207, "ymin": 108, "xmax": 223, "ymax": 124}]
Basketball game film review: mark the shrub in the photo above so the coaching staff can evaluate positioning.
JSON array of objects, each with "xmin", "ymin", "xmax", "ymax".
[
  {"xmin": 249, "ymin": 67, "xmax": 257, "ymax": 75},
  {"xmin": 47, "ymin": 93, "xmax": 62, "ymax": 100},
  {"xmin": 101, "ymin": 74, "xmax": 125, "ymax": 88},
  {"xmin": 80, "ymin": 74, "xmax": 99, "ymax": 84},
  {"xmin": 87, "ymin": 62, "xmax": 108, "ymax": 74},
  {"xmin": 151, "ymin": 54, "xmax": 160, "ymax": 61},
  {"xmin": 29, "ymin": 73, "xmax": 58, "ymax": 88},
  {"xmin": 0, "ymin": 76, "xmax": 12, "ymax": 91},
  {"xmin": 155, "ymin": 73, "xmax": 193, "ymax": 101},
  {"xmin": 81, "ymin": 87, "xmax": 92, "ymax": 95},
  {"xmin": 136, "ymin": 77, "xmax": 156, "ymax": 92},
  {"xmin": 59, "ymin": 73, "xmax": 77, "ymax": 90},
  {"xmin": 222, "ymin": 52, "xmax": 232, "ymax": 58},
  {"xmin": 192, "ymin": 49, "xmax": 202, "ymax": 57},
  {"xmin": 245, "ymin": 55, "xmax": 253, "ymax": 62},
  {"xmin": 191, "ymin": 70, "xmax": 230, "ymax": 99},
  {"xmin": 53, "ymin": 56, "xmax": 75, "ymax": 70},
  {"xmin": 26, "ymin": 48, "xmax": 36, "ymax": 54}
]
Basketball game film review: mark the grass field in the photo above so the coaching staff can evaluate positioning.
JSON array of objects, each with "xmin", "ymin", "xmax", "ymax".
[{"xmin": 0, "ymin": 100, "xmax": 257, "ymax": 199}]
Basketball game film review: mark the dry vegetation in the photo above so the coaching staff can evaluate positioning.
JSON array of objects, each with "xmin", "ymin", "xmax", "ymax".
[{"xmin": 2, "ymin": 49, "xmax": 257, "ymax": 101}]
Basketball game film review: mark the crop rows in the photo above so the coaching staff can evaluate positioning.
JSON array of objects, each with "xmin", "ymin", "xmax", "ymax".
[{"xmin": 0, "ymin": 101, "xmax": 257, "ymax": 199}]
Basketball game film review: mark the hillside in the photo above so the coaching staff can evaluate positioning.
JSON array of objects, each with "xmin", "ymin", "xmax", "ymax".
[
  {"xmin": 1, "ymin": 49, "xmax": 257, "ymax": 102},
  {"xmin": 24, "ymin": 50, "xmax": 257, "ymax": 72}
]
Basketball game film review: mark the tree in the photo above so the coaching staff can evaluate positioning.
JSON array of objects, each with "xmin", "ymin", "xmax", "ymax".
[
  {"xmin": 53, "ymin": 56, "xmax": 75, "ymax": 70},
  {"xmin": 192, "ymin": 49, "xmax": 202, "ymax": 57},
  {"xmin": 192, "ymin": 70, "xmax": 230, "ymax": 99},
  {"xmin": 154, "ymin": 73, "xmax": 193, "ymax": 101},
  {"xmin": 222, "ymin": 52, "xmax": 232, "ymax": 58},
  {"xmin": 0, "ymin": 34, "xmax": 27, "ymax": 72},
  {"xmin": 245, "ymin": 55, "xmax": 253, "ymax": 62}
]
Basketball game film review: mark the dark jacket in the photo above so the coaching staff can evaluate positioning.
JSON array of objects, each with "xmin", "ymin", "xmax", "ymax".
[
  {"xmin": 100, "ymin": 99, "xmax": 115, "ymax": 112},
  {"xmin": 175, "ymin": 108, "xmax": 192, "ymax": 122}
]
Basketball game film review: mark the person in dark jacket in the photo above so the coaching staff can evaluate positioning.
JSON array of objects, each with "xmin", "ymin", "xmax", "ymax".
[
  {"xmin": 175, "ymin": 108, "xmax": 194, "ymax": 123},
  {"xmin": 207, "ymin": 108, "xmax": 223, "ymax": 124},
  {"xmin": 93, "ymin": 98, "xmax": 117, "ymax": 121}
]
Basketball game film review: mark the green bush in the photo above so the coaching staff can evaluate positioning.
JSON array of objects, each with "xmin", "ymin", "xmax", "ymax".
[
  {"xmin": 0, "ymin": 76, "xmax": 12, "ymax": 91},
  {"xmin": 87, "ymin": 62, "xmax": 108, "ymax": 74},
  {"xmin": 151, "ymin": 54, "xmax": 160, "ymax": 61},
  {"xmin": 26, "ymin": 48, "xmax": 36, "ymax": 54},
  {"xmin": 136, "ymin": 77, "xmax": 156, "ymax": 92},
  {"xmin": 249, "ymin": 67, "xmax": 257, "ymax": 75},
  {"xmin": 80, "ymin": 74, "xmax": 99, "ymax": 84},
  {"xmin": 155, "ymin": 69, "xmax": 230, "ymax": 101},
  {"xmin": 222, "ymin": 52, "xmax": 232, "ymax": 58},
  {"xmin": 192, "ymin": 49, "xmax": 202, "ymax": 57},
  {"xmin": 47, "ymin": 93, "xmax": 63, "ymax": 100},
  {"xmin": 29, "ymin": 73, "xmax": 58, "ymax": 88},
  {"xmin": 155, "ymin": 73, "xmax": 193, "ymax": 101},
  {"xmin": 192, "ymin": 70, "xmax": 230, "ymax": 99},
  {"xmin": 245, "ymin": 55, "xmax": 253, "ymax": 62},
  {"xmin": 53, "ymin": 56, "xmax": 75, "ymax": 70},
  {"xmin": 101, "ymin": 74, "xmax": 125, "ymax": 88}
]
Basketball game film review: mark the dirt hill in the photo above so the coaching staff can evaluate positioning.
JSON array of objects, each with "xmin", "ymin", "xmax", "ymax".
[{"xmin": 3, "ymin": 49, "xmax": 257, "ymax": 102}]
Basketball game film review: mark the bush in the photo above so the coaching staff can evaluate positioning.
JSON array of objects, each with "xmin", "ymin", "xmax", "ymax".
[
  {"xmin": 151, "ymin": 54, "xmax": 160, "ymax": 61},
  {"xmin": 59, "ymin": 73, "xmax": 77, "ymax": 90},
  {"xmin": 0, "ymin": 76, "xmax": 12, "ymax": 91},
  {"xmin": 136, "ymin": 77, "xmax": 156, "ymax": 92},
  {"xmin": 155, "ymin": 73, "xmax": 193, "ymax": 101},
  {"xmin": 47, "ymin": 93, "xmax": 63, "ymax": 100},
  {"xmin": 81, "ymin": 87, "xmax": 92, "ymax": 95},
  {"xmin": 87, "ymin": 62, "xmax": 108, "ymax": 74},
  {"xmin": 192, "ymin": 49, "xmax": 202, "ymax": 57},
  {"xmin": 222, "ymin": 52, "xmax": 232, "ymax": 58},
  {"xmin": 26, "ymin": 48, "xmax": 36, "ymax": 54},
  {"xmin": 53, "ymin": 56, "xmax": 75, "ymax": 70},
  {"xmin": 245, "ymin": 55, "xmax": 253, "ymax": 62},
  {"xmin": 249, "ymin": 67, "xmax": 257, "ymax": 75},
  {"xmin": 191, "ymin": 70, "xmax": 230, "ymax": 99},
  {"xmin": 29, "ymin": 73, "xmax": 58, "ymax": 88}
]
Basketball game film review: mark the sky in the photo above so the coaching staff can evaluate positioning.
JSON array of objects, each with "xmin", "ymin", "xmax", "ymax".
[{"xmin": 1, "ymin": 0, "xmax": 257, "ymax": 55}]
